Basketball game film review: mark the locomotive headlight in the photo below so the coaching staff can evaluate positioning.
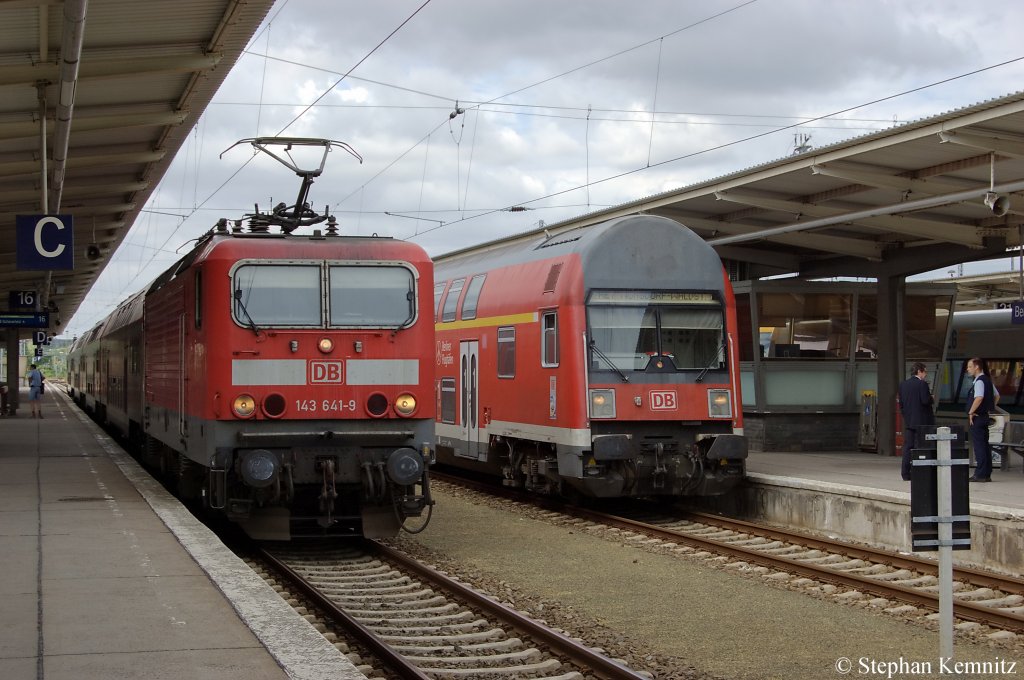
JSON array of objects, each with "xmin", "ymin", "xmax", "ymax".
[
  {"xmin": 708, "ymin": 389, "xmax": 732, "ymax": 418},
  {"xmin": 589, "ymin": 389, "xmax": 616, "ymax": 419},
  {"xmin": 386, "ymin": 447, "xmax": 424, "ymax": 486},
  {"xmin": 318, "ymin": 337, "xmax": 334, "ymax": 354},
  {"xmin": 232, "ymin": 393, "xmax": 257, "ymax": 418},
  {"xmin": 239, "ymin": 449, "xmax": 279, "ymax": 488},
  {"xmin": 394, "ymin": 393, "xmax": 417, "ymax": 417}
]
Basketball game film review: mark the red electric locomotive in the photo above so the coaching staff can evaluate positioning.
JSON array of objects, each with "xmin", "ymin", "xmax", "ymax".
[
  {"xmin": 68, "ymin": 138, "xmax": 434, "ymax": 539},
  {"xmin": 433, "ymin": 214, "xmax": 747, "ymax": 498}
]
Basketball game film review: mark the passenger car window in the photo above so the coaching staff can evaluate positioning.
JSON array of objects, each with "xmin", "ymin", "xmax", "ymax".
[
  {"xmin": 497, "ymin": 326, "xmax": 515, "ymax": 378},
  {"xmin": 542, "ymin": 311, "xmax": 558, "ymax": 367},
  {"xmin": 442, "ymin": 278, "xmax": 465, "ymax": 322},
  {"xmin": 461, "ymin": 274, "xmax": 486, "ymax": 320}
]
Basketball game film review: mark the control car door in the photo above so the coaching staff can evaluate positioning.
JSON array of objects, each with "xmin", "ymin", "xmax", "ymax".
[{"xmin": 458, "ymin": 340, "xmax": 482, "ymax": 460}]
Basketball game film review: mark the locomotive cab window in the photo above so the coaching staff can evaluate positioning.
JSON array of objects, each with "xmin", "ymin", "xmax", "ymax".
[
  {"xmin": 329, "ymin": 265, "xmax": 415, "ymax": 327},
  {"xmin": 231, "ymin": 262, "xmax": 417, "ymax": 329},
  {"xmin": 233, "ymin": 264, "xmax": 321, "ymax": 327},
  {"xmin": 587, "ymin": 290, "xmax": 723, "ymax": 372}
]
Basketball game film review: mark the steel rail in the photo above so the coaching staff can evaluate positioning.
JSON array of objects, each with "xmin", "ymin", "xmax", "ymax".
[
  {"xmin": 260, "ymin": 548, "xmax": 432, "ymax": 680},
  {"xmin": 371, "ymin": 541, "xmax": 651, "ymax": 680},
  {"xmin": 562, "ymin": 506, "xmax": 1024, "ymax": 633},
  {"xmin": 431, "ymin": 472, "xmax": 1024, "ymax": 632},
  {"xmin": 679, "ymin": 509, "xmax": 1024, "ymax": 594}
]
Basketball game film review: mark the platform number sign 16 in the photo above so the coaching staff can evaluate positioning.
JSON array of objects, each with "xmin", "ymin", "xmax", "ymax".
[{"xmin": 9, "ymin": 290, "xmax": 37, "ymax": 311}]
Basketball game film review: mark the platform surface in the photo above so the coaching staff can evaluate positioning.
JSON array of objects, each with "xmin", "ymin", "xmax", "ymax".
[
  {"xmin": 746, "ymin": 448, "xmax": 1024, "ymax": 512},
  {"xmin": 0, "ymin": 387, "xmax": 362, "ymax": 680}
]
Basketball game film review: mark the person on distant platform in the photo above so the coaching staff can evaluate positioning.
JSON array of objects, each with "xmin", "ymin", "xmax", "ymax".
[
  {"xmin": 898, "ymin": 362, "xmax": 934, "ymax": 481},
  {"xmin": 966, "ymin": 357, "xmax": 995, "ymax": 482},
  {"xmin": 26, "ymin": 364, "xmax": 44, "ymax": 419}
]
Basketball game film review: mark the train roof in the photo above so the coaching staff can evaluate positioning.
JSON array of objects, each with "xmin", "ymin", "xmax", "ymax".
[{"xmin": 435, "ymin": 214, "xmax": 726, "ymax": 293}]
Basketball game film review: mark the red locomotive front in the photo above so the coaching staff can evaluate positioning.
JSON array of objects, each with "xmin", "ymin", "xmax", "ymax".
[
  {"xmin": 69, "ymin": 138, "xmax": 435, "ymax": 539},
  {"xmin": 139, "ymin": 226, "xmax": 435, "ymax": 538}
]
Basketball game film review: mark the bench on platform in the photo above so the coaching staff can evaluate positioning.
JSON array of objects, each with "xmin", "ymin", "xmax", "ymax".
[{"xmin": 991, "ymin": 419, "xmax": 1024, "ymax": 473}]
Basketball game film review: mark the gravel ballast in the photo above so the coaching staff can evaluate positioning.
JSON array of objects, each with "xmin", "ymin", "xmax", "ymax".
[{"xmin": 386, "ymin": 485, "xmax": 1024, "ymax": 679}]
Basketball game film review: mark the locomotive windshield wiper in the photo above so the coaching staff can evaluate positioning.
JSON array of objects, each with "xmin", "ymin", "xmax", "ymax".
[
  {"xmin": 696, "ymin": 341, "xmax": 726, "ymax": 383},
  {"xmin": 233, "ymin": 289, "xmax": 261, "ymax": 336},
  {"xmin": 589, "ymin": 340, "xmax": 629, "ymax": 383}
]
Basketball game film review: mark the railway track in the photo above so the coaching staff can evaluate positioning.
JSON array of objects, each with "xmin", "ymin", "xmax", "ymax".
[
  {"xmin": 432, "ymin": 473, "xmax": 1024, "ymax": 635},
  {"xmin": 257, "ymin": 541, "xmax": 653, "ymax": 680}
]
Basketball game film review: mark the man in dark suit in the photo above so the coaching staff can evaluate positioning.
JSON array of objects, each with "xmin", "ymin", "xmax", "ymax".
[{"xmin": 898, "ymin": 362, "xmax": 935, "ymax": 481}]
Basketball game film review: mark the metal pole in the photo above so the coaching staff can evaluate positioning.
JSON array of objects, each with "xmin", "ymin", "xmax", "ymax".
[{"xmin": 936, "ymin": 425, "xmax": 954, "ymax": 660}]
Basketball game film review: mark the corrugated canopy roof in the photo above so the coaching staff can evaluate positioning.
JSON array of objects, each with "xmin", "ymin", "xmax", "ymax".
[{"xmin": 0, "ymin": 0, "xmax": 274, "ymax": 335}]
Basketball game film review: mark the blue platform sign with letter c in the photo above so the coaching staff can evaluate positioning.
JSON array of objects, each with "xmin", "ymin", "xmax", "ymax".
[
  {"xmin": 1012, "ymin": 300, "xmax": 1024, "ymax": 325},
  {"xmin": 16, "ymin": 214, "xmax": 74, "ymax": 270}
]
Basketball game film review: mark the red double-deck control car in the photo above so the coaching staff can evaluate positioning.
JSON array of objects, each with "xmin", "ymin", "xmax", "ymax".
[{"xmin": 432, "ymin": 214, "xmax": 747, "ymax": 498}]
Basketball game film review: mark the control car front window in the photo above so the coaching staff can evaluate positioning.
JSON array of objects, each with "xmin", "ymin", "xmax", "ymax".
[
  {"xmin": 588, "ymin": 298, "xmax": 724, "ymax": 372},
  {"xmin": 233, "ymin": 264, "xmax": 321, "ymax": 327},
  {"xmin": 329, "ymin": 265, "xmax": 415, "ymax": 327}
]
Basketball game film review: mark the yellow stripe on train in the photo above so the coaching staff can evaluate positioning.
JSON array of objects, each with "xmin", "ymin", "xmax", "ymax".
[{"xmin": 435, "ymin": 311, "xmax": 538, "ymax": 332}]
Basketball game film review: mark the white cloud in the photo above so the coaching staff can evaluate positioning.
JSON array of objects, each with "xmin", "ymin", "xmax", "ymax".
[{"xmin": 64, "ymin": 0, "xmax": 1024, "ymax": 336}]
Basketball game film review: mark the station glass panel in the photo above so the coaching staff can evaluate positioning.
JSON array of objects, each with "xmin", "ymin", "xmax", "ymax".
[
  {"xmin": 757, "ymin": 292, "xmax": 851, "ymax": 359},
  {"xmin": 233, "ymin": 264, "xmax": 321, "ymax": 326},
  {"xmin": 735, "ymin": 293, "xmax": 755, "ymax": 362},
  {"xmin": 329, "ymin": 265, "xmax": 414, "ymax": 327},
  {"xmin": 856, "ymin": 294, "xmax": 951, "ymax": 361},
  {"xmin": 906, "ymin": 295, "xmax": 951, "ymax": 360},
  {"xmin": 764, "ymin": 369, "xmax": 846, "ymax": 405}
]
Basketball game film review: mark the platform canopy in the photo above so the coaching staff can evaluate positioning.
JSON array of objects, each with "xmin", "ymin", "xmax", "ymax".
[
  {"xmin": 447, "ymin": 91, "xmax": 1024, "ymax": 308},
  {"xmin": 0, "ymin": 0, "xmax": 275, "ymax": 336}
]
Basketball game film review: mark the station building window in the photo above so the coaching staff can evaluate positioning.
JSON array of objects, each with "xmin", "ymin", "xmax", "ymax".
[
  {"xmin": 856, "ymin": 294, "xmax": 950, "ymax": 361},
  {"xmin": 736, "ymin": 293, "xmax": 754, "ymax": 362},
  {"xmin": 757, "ymin": 292, "xmax": 852, "ymax": 359}
]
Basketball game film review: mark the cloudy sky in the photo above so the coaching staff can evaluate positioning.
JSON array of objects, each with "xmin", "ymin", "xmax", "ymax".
[{"xmin": 64, "ymin": 0, "xmax": 1024, "ymax": 337}]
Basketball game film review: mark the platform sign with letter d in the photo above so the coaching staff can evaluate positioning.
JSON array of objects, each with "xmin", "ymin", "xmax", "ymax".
[{"xmin": 16, "ymin": 214, "xmax": 74, "ymax": 270}]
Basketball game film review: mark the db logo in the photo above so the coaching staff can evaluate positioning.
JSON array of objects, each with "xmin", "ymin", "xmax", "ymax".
[
  {"xmin": 309, "ymin": 361, "xmax": 343, "ymax": 384},
  {"xmin": 649, "ymin": 390, "xmax": 677, "ymax": 411}
]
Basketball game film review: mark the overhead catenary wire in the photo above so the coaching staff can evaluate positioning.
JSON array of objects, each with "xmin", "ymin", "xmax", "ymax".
[
  {"xmin": 87, "ymin": 1, "xmax": 436, "ymax": 318},
  {"xmin": 333, "ymin": 0, "xmax": 763, "ymax": 212},
  {"xmin": 405, "ymin": 54, "xmax": 1024, "ymax": 242}
]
